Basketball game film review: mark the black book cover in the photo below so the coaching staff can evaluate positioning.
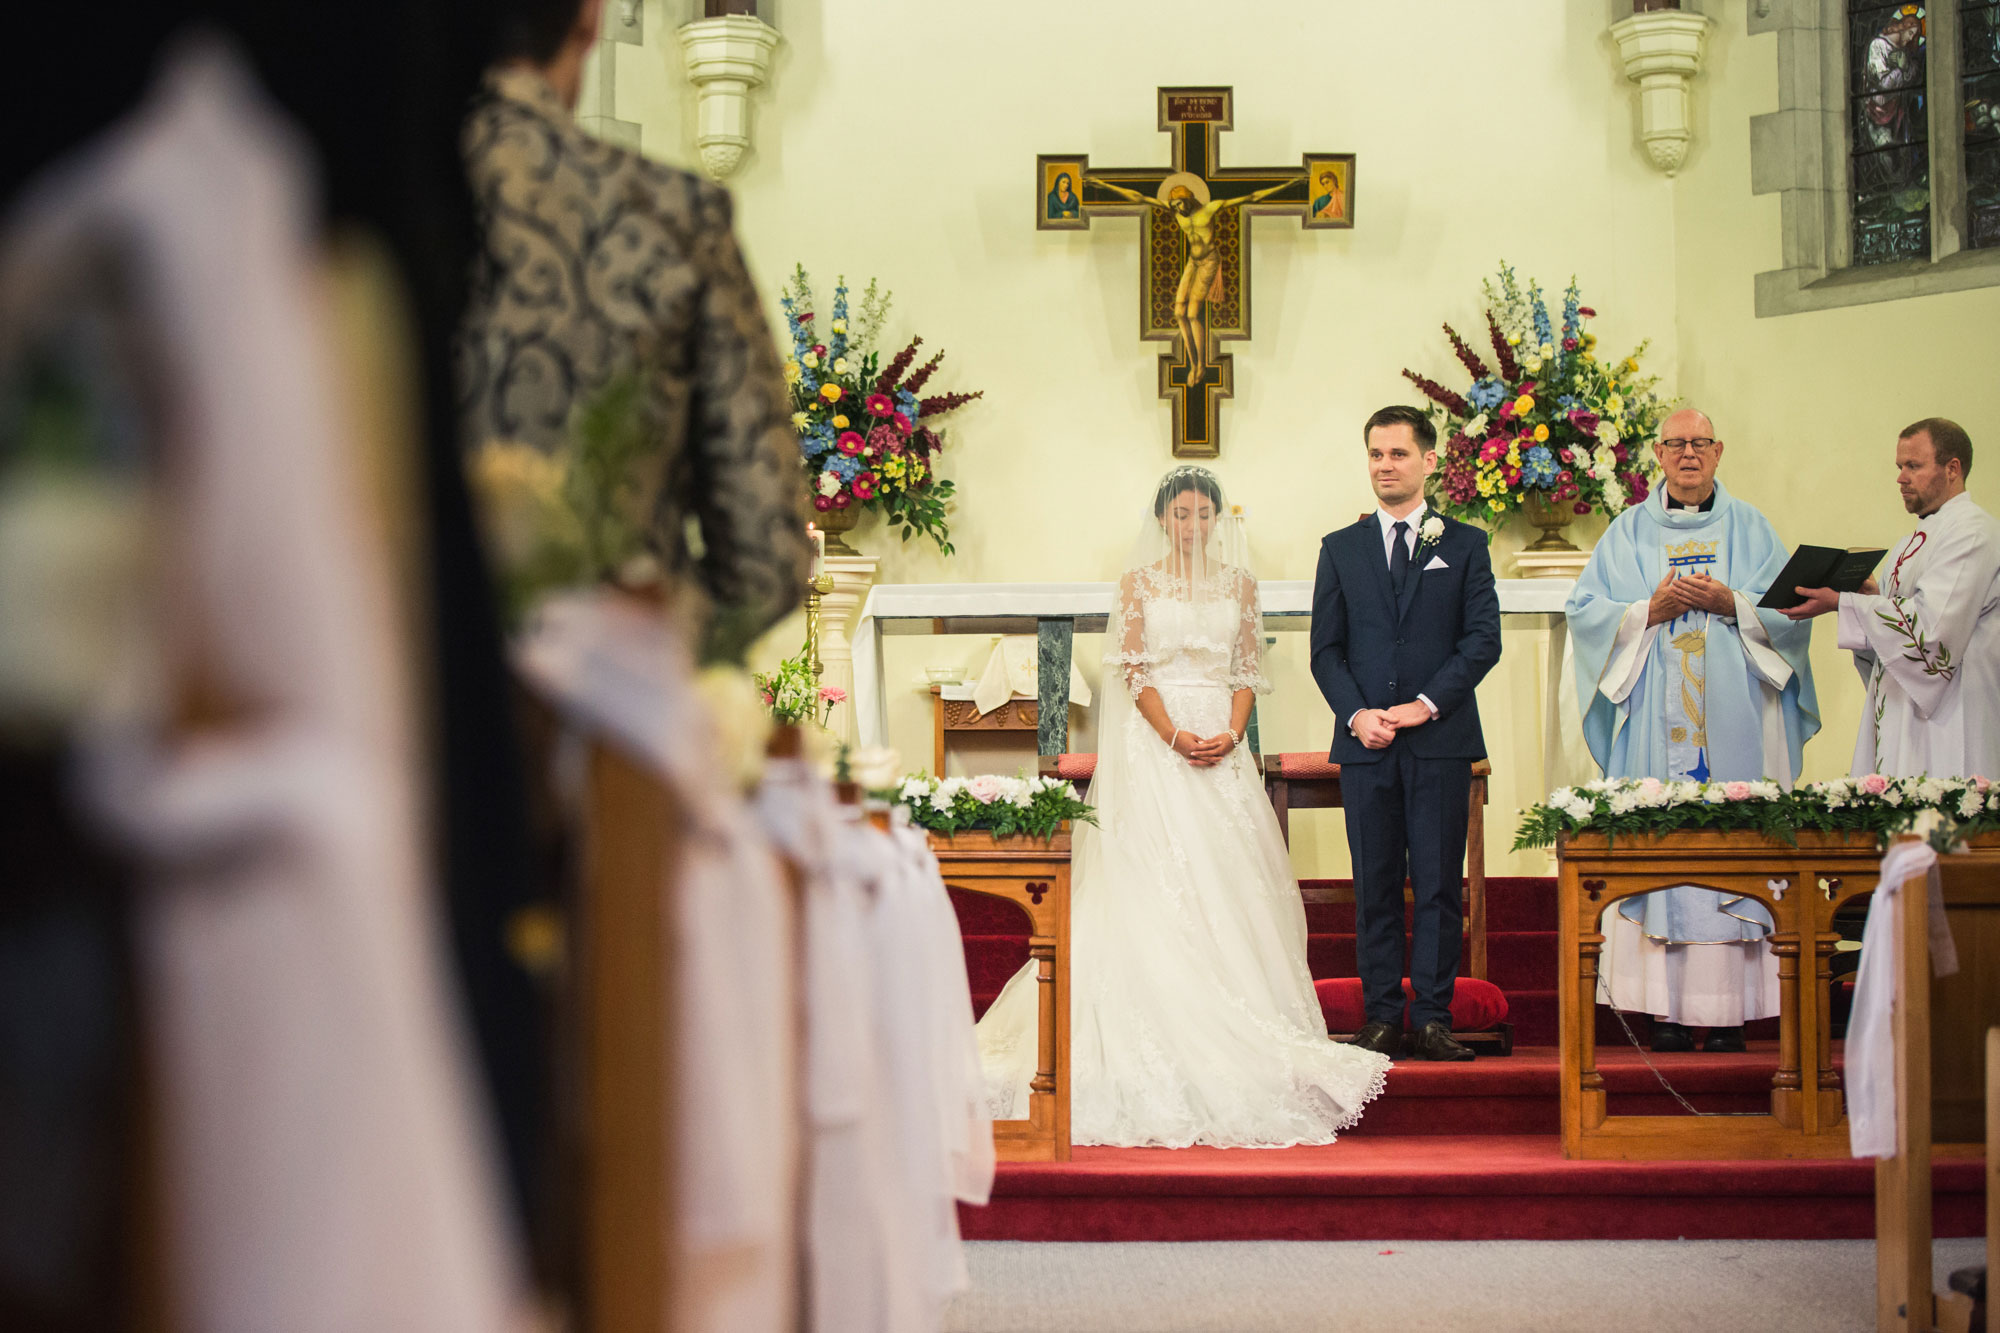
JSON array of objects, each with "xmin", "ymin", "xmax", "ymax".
[{"xmin": 1758, "ymin": 545, "xmax": 1888, "ymax": 610}]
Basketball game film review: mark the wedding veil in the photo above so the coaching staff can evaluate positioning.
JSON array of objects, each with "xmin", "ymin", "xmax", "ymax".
[{"xmin": 1079, "ymin": 466, "xmax": 1264, "ymax": 862}]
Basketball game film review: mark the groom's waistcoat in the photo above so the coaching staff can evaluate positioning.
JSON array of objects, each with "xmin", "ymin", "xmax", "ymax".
[{"xmin": 1308, "ymin": 514, "xmax": 1502, "ymax": 765}]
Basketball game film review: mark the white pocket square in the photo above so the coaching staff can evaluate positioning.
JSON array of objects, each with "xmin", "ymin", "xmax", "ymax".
[{"xmin": 1424, "ymin": 555, "xmax": 1449, "ymax": 571}]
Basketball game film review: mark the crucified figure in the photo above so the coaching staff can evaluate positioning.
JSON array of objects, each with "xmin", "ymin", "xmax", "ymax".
[{"xmin": 1094, "ymin": 174, "xmax": 1301, "ymax": 381}]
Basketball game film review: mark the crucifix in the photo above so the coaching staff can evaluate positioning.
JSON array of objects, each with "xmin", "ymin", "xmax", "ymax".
[{"xmin": 1037, "ymin": 86, "xmax": 1354, "ymax": 458}]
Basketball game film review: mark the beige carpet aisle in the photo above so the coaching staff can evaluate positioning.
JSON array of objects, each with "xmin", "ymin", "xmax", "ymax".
[{"xmin": 943, "ymin": 1238, "xmax": 1987, "ymax": 1333}]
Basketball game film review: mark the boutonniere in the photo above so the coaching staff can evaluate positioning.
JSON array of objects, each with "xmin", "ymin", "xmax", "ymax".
[{"xmin": 1415, "ymin": 514, "xmax": 1446, "ymax": 558}]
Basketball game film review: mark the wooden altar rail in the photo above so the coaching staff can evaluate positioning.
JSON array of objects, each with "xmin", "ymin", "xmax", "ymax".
[
  {"xmin": 1875, "ymin": 851, "xmax": 1999, "ymax": 1333},
  {"xmin": 929, "ymin": 829, "xmax": 1073, "ymax": 1162}
]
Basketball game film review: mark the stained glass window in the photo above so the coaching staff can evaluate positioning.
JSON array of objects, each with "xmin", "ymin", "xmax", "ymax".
[
  {"xmin": 1965, "ymin": 0, "xmax": 2000, "ymax": 247},
  {"xmin": 1850, "ymin": 2, "xmax": 1932, "ymax": 265}
]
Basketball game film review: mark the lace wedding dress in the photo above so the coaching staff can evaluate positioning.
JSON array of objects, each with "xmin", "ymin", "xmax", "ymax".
[{"xmin": 976, "ymin": 472, "xmax": 1389, "ymax": 1148}]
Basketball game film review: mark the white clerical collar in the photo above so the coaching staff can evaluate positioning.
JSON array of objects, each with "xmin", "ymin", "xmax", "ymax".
[{"xmin": 1376, "ymin": 501, "xmax": 1427, "ymax": 536}]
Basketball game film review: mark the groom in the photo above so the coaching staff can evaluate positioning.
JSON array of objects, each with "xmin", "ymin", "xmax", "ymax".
[{"xmin": 1310, "ymin": 405, "xmax": 1502, "ymax": 1061}]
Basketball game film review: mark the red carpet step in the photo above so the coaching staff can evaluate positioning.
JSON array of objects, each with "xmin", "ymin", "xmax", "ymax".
[{"xmin": 961, "ymin": 1136, "xmax": 1986, "ymax": 1243}]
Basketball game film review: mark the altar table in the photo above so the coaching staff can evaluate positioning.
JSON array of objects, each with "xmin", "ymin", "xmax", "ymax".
[{"xmin": 853, "ymin": 579, "xmax": 1579, "ymax": 777}]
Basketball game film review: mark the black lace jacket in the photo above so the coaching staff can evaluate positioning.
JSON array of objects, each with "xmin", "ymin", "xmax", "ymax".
[{"xmin": 459, "ymin": 69, "xmax": 809, "ymax": 647}]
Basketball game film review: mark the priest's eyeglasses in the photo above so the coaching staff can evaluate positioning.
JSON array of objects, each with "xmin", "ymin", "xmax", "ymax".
[{"xmin": 1657, "ymin": 437, "xmax": 1718, "ymax": 455}]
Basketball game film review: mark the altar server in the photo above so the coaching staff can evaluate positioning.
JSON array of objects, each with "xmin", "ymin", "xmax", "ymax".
[
  {"xmin": 1782, "ymin": 418, "xmax": 2000, "ymax": 781},
  {"xmin": 1566, "ymin": 410, "xmax": 1820, "ymax": 1052}
]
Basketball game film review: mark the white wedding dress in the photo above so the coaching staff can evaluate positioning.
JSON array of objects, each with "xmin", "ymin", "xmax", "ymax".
[{"xmin": 975, "ymin": 548, "xmax": 1390, "ymax": 1149}]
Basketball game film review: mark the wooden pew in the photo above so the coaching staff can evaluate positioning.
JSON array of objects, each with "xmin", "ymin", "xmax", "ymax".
[{"xmin": 1874, "ymin": 846, "xmax": 1999, "ymax": 1333}]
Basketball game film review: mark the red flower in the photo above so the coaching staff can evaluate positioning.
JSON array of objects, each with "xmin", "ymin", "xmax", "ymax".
[
  {"xmin": 1558, "ymin": 449, "xmax": 1573, "ymax": 464},
  {"xmin": 918, "ymin": 390, "xmax": 982, "ymax": 417},
  {"xmin": 834, "ymin": 489, "xmax": 852, "ymax": 508},
  {"xmin": 1561, "ymin": 337, "xmax": 1579, "ymax": 352},
  {"xmin": 866, "ymin": 424, "xmax": 900, "ymax": 458},
  {"xmin": 865, "ymin": 393, "xmax": 894, "ymax": 417},
  {"xmin": 1577, "ymin": 306, "xmax": 1596, "ymax": 318},
  {"xmin": 813, "ymin": 495, "xmax": 832, "ymax": 511},
  {"xmin": 1573, "ymin": 500, "xmax": 1591, "ymax": 515},
  {"xmin": 798, "ymin": 312, "xmax": 813, "ymax": 322},
  {"xmin": 813, "ymin": 343, "xmax": 827, "ymax": 357},
  {"xmin": 1567, "ymin": 410, "xmax": 1599, "ymax": 437},
  {"xmin": 892, "ymin": 411, "xmax": 913, "ymax": 434},
  {"xmin": 1443, "ymin": 322, "xmax": 1491, "ymax": 381},
  {"xmin": 1399, "ymin": 369, "xmax": 1470, "ymax": 418},
  {"xmin": 836, "ymin": 430, "xmax": 865, "ymax": 455},
  {"xmin": 875, "ymin": 336, "xmax": 922, "ymax": 393},
  {"xmin": 906, "ymin": 351, "xmax": 945, "ymax": 393},
  {"xmin": 852, "ymin": 471, "xmax": 878, "ymax": 500}
]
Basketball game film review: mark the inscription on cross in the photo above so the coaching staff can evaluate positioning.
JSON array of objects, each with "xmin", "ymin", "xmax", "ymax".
[{"xmin": 1037, "ymin": 87, "xmax": 1354, "ymax": 458}]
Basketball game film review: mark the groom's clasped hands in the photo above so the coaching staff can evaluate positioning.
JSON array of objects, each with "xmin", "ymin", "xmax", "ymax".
[{"xmin": 1349, "ymin": 701, "xmax": 1431, "ymax": 750}]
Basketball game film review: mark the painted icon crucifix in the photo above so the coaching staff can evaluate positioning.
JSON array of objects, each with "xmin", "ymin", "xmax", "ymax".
[{"xmin": 1037, "ymin": 86, "xmax": 1354, "ymax": 458}]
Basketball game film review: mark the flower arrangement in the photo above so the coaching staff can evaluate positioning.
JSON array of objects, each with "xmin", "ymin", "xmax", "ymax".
[
  {"xmin": 1514, "ymin": 774, "xmax": 2000, "ymax": 852},
  {"xmin": 754, "ymin": 647, "xmax": 845, "ymax": 728},
  {"xmin": 891, "ymin": 773, "xmax": 1098, "ymax": 842},
  {"xmin": 779, "ymin": 266, "xmax": 982, "ymax": 553},
  {"xmin": 1403, "ymin": 263, "xmax": 1670, "ymax": 527}
]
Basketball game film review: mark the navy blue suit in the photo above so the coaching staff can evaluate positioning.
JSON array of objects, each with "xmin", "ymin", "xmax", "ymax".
[{"xmin": 1309, "ymin": 511, "xmax": 1501, "ymax": 1029}]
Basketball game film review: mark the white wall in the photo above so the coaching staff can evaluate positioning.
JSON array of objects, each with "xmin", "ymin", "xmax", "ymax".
[{"xmin": 604, "ymin": 0, "xmax": 1998, "ymax": 873}]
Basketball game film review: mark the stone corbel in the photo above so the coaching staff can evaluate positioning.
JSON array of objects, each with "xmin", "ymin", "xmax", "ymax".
[
  {"xmin": 676, "ymin": 13, "xmax": 780, "ymax": 180},
  {"xmin": 1608, "ymin": 8, "xmax": 1713, "ymax": 177}
]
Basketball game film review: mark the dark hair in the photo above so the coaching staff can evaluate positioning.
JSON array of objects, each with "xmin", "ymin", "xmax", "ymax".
[
  {"xmin": 493, "ymin": 0, "xmax": 586, "ymax": 62},
  {"xmin": 1153, "ymin": 467, "xmax": 1224, "ymax": 517},
  {"xmin": 1363, "ymin": 404, "xmax": 1437, "ymax": 451},
  {"xmin": 1901, "ymin": 416, "xmax": 1974, "ymax": 479}
]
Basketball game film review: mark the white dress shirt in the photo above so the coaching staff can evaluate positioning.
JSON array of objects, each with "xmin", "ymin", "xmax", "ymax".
[{"xmin": 1349, "ymin": 503, "xmax": 1438, "ymax": 734}]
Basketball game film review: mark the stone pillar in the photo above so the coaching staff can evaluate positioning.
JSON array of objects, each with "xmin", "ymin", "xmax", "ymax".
[{"xmin": 816, "ymin": 553, "xmax": 878, "ymax": 746}]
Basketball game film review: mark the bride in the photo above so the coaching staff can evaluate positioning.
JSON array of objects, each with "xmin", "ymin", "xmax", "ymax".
[{"xmin": 977, "ymin": 466, "xmax": 1389, "ymax": 1148}]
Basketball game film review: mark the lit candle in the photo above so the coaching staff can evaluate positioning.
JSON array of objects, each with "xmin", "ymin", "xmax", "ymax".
[{"xmin": 807, "ymin": 522, "xmax": 825, "ymax": 583}]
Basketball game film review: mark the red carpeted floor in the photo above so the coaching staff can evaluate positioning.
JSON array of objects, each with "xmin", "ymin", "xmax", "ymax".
[{"xmin": 952, "ymin": 878, "xmax": 1986, "ymax": 1242}]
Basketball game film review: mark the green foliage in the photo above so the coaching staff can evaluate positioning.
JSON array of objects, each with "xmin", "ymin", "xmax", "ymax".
[{"xmin": 891, "ymin": 774, "xmax": 1097, "ymax": 843}]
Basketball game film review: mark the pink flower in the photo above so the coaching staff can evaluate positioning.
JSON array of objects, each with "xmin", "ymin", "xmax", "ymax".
[
  {"xmin": 866, "ymin": 423, "xmax": 901, "ymax": 457},
  {"xmin": 1974, "ymin": 776, "xmax": 1992, "ymax": 792},
  {"xmin": 1724, "ymin": 781, "xmax": 1752, "ymax": 801},
  {"xmin": 818, "ymin": 685, "xmax": 846, "ymax": 704},
  {"xmin": 1638, "ymin": 777, "xmax": 1664, "ymax": 796},
  {"xmin": 1497, "ymin": 400, "xmax": 1516, "ymax": 420},
  {"xmin": 1479, "ymin": 438, "xmax": 1506, "ymax": 463},
  {"xmin": 1558, "ymin": 449, "xmax": 1573, "ymax": 464},
  {"xmin": 1573, "ymin": 501, "xmax": 1590, "ymax": 515},
  {"xmin": 812, "ymin": 343, "xmax": 827, "ymax": 356},
  {"xmin": 1860, "ymin": 773, "xmax": 1891, "ymax": 796},
  {"xmin": 851, "ymin": 471, "xmax": 877, "ymax": 500},
  {"xmin": 865, "ymin": 393, "xmax": 894, "ymax": 417},
  {"xmin": 892, "ymin": 411, "xmax": 913, "ymax": 435},
  {"xmin": 1557, "ymin": 469, "xmax": 1572, "ymax": 483},
  {"xmin": 967, "ymin": 775, "xmax": 1004, "ymax": 804},
  {"xmin": 759, "ymin": 689, "xmax": 774, "ymax": 705},
  {"xmin": 836, "ymin": 430, "xmax": 865, "ymax": 455},
  {"xmin": 834, "ymin": 489, "xmax": 851, "ymax": 507},
  {"xmin": 813, "ymin": 495, "xmax": 832, "ymax": 511},
  {"xmin": 1561, "ymin": 337, "xmax": 1579, "ymax": 352},
  {"xmin": 1567, "ymin": 410, "xmax": 1599, "ymax": 436}
]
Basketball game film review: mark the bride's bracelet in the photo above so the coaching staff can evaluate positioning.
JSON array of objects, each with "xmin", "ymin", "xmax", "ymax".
[{"xmin": 1166, "ymin": 728, "xmax": 1187, "ymax": 750}]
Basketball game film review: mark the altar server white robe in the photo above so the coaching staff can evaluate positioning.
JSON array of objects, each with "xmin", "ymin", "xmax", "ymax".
[
  {"xmin": 1567, "ymin": 482, "xmax": 1819, "ymax": 1025},
  {"xmin": 1838, "ymin": 491, "xmax": 2000, "ymax": 781}
]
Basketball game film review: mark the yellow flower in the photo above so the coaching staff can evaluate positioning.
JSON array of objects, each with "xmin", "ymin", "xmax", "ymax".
[
  {"xmin": 1533, "ymin": 424, "xmax": 1549, "ymax": 443},
  {"xmin": 783, "ymin": 359, "xmax": 801, "ymax": 384},
  {"xmin": 790, "ymin": 411, "xmax": 808, "ymax": 431},
  {"xmin": 1582, "ymin": 333, "xmax": 1597, "ymax": 349},
  {"xmin": 820, "ymin": 383, "xmax": 842, "ymax": 402},
  {"xmin": 1515, "ymin": 394, "xmax": 1535, "ymax": 416},
  {"xmin": 833, "ymin": 415, "xmax": 849, "ymax": 429},
  {"xmin": 1506, "ymin": 334, "xmax": 1521, "ymax": 346},
  {"xmin": 831, "ymin": 318, "xmax": 847, "ymax": 334},
  {"xmin": 1607, "ymin": 394, "xmax": 1624, "ymax": 416},
  {"xmin": 1621, "ymin": 358, "xmax": 1638, "ymax": 374},
  {"xmin": 1505, "ymin": 445, "xmax": 1521, "ymax": 467},
  {"xmin": 1488, "ymin": 497, "xmax": 1505, "ymax": 512}
]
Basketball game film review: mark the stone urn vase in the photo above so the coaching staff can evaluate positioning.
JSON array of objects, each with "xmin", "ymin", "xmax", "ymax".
[
  {"xmin": 815, "ymin": 502, "xmax": 864, "ymax": 554},
  {"xmin": 1514, "ymin": 490, "xmax": 1591, "ymax": 579}
]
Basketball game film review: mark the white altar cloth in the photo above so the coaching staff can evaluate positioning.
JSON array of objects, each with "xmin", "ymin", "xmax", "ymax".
[{"xmin": 853, "ymin": 580, "xmax": 1583, "ymax": 787}]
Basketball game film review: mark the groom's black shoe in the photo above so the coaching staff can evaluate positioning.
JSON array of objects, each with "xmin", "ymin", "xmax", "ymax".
[
  {"xmin": 1411, "ymin": 1020, "xmax": 1475, "ymax": 1062},
  {"xmin": 1346, "ymin": 1019, "xmax": 1403, "ymax": 1058}
]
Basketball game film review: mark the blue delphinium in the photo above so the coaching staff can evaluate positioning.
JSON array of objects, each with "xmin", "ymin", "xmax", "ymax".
[
  {"xmin": 830, "ymin": 278, "xmax": 850, "ymax": 363},
  {"xmin": 895, "ymin": 387, "xmax": 919, "ymax": 424},
  {"xmin": 1530, "ymin": 281, "xmax": 1554, "ymax": 347}
]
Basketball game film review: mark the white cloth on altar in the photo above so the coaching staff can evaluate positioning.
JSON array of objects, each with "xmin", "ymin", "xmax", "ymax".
[
  {"xmin": 29, "ymin": 45, "xmax": 522, "ymax": 1332},
  {"xmin": 516, "ymin": 591, "xmax": 793, "ymax": 1333},
  {"xmin": 969, "ymin": 634, "xmax": 1091, "ymax": 718},
  {"xmin": 1847, "ymin": 839, "xmax": 1959, "ymax": 1159},
  {"xmin": 1837, "ymin": 492, "xmax": 2000, "ymax": 780}
]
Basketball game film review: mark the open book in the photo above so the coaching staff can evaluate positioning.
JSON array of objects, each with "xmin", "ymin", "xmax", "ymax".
[{"xmin": 1757, "ymin": 545, "xmax": 1888, "ymax": 610}]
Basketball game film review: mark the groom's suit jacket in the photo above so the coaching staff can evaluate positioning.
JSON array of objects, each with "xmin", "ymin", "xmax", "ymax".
[{"xmin": 1309, "ymin": 512, "xmax": 1502, "ymax": 765}]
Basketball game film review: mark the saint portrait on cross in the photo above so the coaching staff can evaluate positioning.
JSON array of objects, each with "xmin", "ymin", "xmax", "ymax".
[{"xmin": 1091, "ymin": 170, "xmax": 1300, "ymax": 382}]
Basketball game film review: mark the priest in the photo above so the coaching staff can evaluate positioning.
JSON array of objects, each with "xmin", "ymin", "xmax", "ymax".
[
  {"xmin": 1783, "ymin": 417, "xmax": 2000, "ymax": 780},
  {"xmin": 1565, "ymin": 409, "xmax": 1820, "ymax": 1052}
]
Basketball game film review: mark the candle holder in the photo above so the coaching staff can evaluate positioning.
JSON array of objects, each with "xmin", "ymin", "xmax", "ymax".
[{"xmin": 803, "ymin": 572, "xmax": 836, "ymax": 681}]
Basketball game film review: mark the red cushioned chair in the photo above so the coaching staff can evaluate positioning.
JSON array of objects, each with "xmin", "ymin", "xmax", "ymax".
[{"xmin": 1037, "ymin": 751, "xmax": 1099, "ymax": 798}]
